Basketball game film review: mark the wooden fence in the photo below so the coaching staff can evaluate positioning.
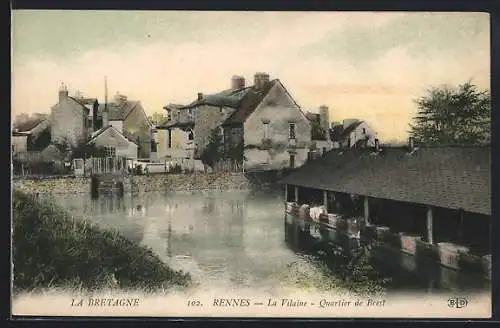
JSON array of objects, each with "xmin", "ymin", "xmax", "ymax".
[{"xmin": 83, "ymin": 157, "xmax": 128, "ymax": 176}]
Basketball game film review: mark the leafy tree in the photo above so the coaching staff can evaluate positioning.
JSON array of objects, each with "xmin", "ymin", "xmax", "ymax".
[
  {"xmin": 71, "ymin": 144, "xmax": 107, "ymax": 159},
  {"xmin": 148, "ymin": 112, "xmax": 167, "ymax": 126},
  {"xmin": 409, "ymin": 81, "xmax": 490, "ymax": 145},
  {"xmin": 200, "ymin": 128, "xmax": 223, "ymax": 168},
  {"xmin": 226, "ymin": 139, "xmax": 246, "ymax": 164}
]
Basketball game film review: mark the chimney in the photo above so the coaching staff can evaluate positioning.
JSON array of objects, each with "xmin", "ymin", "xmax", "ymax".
[
  {"xmin": 197, "ymin": 93, "xmax": 203, "ymax": 101},
  {"xmin": 319, "ymin": 105, "xmax": 330, "ymax": 137},
  {"xmin": 231, "ymin": 75, "xmax": 246, "ymax": 90},
  {"xmin": 254, "ymin": 72, "xmax": 270, "ymax": 90},
  {"xmin": 114, "ymin": 92, "xmax": 127, "ymax": 107},
  {"xmin": 58, "ymin": 82, "xmax": 68, "ymax": 103},
  {"xmin": 92, "ymin": 100, "xmax": 99, "ymax": 131},
  {"xmin": 374, "ymin": 138, "xmax": 380, "ymax": 151},
  {"xmin": 408, "ymin": 137, "xmax": 414, "ymax": 152}
]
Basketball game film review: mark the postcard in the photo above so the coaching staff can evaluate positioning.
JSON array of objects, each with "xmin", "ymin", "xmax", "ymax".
[{"xmin": 11, "ymin": 10, "xmax": 491, "ymax": 318}]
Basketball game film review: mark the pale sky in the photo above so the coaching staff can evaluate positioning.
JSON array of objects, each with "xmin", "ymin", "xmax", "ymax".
[{"xmin": 11, "ymin": 11, "xmax": 490, "ymax": 142}]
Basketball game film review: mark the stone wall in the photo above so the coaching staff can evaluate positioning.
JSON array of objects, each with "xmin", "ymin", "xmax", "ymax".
[
  {"xmin": 13, "ymin": 177, "xmax": 91, "ymax": 195},
  {"xmin": 128, "ymin": 172, "xmax": 251, "ymax": 193},
  {"xmin": 12, "ymin": 172, "xmax": 255, "ymax": 195}
]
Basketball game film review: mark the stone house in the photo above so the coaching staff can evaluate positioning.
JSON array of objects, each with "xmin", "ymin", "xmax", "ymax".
[
  {"xmin": 50, "ymin": 83, "xmax": 92, "ymax": 149},
  {"xmin": 330, "ymin": 119, "xmax": 378, "ymax": 149},
  {"xmin": 155, "ymin": 106, "xmax": 196, "ymax": 168},
  {"xmin": 157, "ymin": 73, "xmax": 312, "ymax": 170}
]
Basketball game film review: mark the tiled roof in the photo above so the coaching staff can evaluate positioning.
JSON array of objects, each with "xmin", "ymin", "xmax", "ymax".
[
  {"xmin": 164, "ymin": 78, "xmax": 302, "ymax": 128},
  {"xmin": 68, "ymin": 97, "xmax": 92, "ymax": 112},
  {"xmin": 280, "ymin": 146, "xmax": 491, "ymax": 215},
  {"xmin": 182, "ymin": 87, "xmax": 251, "ymax": 110},
  {"xmin": 87, "ymin": 125, "xmax": 138, "ymax": 145},
  {"xmin": 156, "ymin": 120, "xmax": 195, "ymax": 129},
  {"xmin": 13, "ymin": 118, "xmax": 47, "ymax": 132},
  {"xmin": 163, "ymin": 104, "xmax": 184, "ymax": 110},
  {"xmin": 222, "ymin": 80, "xmax": 278, "ymax": 125},
  {"xmin": 98, "ymin": 101, "xmax": 139, "ymax": 121}
]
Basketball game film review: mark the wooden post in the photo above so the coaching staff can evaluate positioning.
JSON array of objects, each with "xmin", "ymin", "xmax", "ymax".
[
  {"xmin": 427, "ymin": 206, "xmax": 434, "ymax": 244},
  {"xmin": 294, "ymin": 186, "xmax": 299, "ymax": 203},
  {"xmin": 364, "ymin": 196, "xmax": 370, "ymax": 226},
  {"xmin": 323, "ymin": 190, "xmax": 328, "ymax": 211}
]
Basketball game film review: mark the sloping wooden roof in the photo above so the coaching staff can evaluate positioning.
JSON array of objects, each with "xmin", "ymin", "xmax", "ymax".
[{"xmin": 280, "ymin": 146, "xmax": 491, "ymax": 215}]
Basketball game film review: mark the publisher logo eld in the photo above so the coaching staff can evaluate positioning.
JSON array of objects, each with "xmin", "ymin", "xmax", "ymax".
[{"xmin": 447, "ymin": 297, "xmax": 468, "ymax": 309}]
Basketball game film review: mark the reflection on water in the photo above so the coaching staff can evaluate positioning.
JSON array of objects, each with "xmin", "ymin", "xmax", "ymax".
[
  {"xmin": 47, "ymin": 191, "xmax": 490, "ymax": 295},
  {"xmin": 284, "ymin": 213, "xmax": 490, "ymax": 294}
]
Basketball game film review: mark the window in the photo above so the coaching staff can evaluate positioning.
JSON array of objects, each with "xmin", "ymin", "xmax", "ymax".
[
  {"xmin": 219, "ymin": 127, "xmax": 224, "ymax": 143},
  {"xmin": 188, "ymin": 109, "xmax": 193, "ymax": 119},
  {"xmin": 188, "ymin": 129, "xmax": 194, "ymax": 141},
  {"xmin": 104, "ymin": 146, "xmax": 116, "ymax": 157},
  {"xmin": 167, "ymin": 129, "xmax": 172, "ymax": 148},
  {"xmin": 289, "ymin": 154, "xmax": 295, "ymax": 169},
  {"xmin": 263, "ymin": 122, "xmax": 270, "ymax": 139},
  {"xmin": 362, "ymin": 128, "xmax": 366, "ymax": 134},
  {"xmin": 288, "ymin": 123, "xmax": 296, "ymax": 139}
]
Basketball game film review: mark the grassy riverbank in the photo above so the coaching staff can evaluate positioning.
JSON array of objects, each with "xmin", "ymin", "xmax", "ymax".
[{"xmin": 12, "ymin": 189, "xmax": 191, "ymax": 294}]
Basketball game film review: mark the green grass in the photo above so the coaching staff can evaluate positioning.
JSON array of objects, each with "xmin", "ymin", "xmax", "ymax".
[{"xmin": 12, "ymin": 189, "xmax": 191, "ymax": 294}]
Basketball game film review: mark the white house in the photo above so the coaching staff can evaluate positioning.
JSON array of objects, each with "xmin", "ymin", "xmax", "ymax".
[{"xmin": 86, "ymin": 125, "xmax": 138, "ymax": 159}]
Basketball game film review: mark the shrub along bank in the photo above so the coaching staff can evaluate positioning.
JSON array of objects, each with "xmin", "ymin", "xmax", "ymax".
[{"xmin": 12, "ymin": 189, "xmax": 191, "ymax": 294}]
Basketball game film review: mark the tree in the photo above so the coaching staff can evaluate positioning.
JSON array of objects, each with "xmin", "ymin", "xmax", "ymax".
[
  {"xmin": 408, "ymin": 81, "xmax": 490, "ymax": 146},
  {"xmin": 148, "ymin": 112, "xmax": 167, "ymax": 126},
  {"xmin": 200, "ymin": 128, "xmax": 224, "ymax": 168}
]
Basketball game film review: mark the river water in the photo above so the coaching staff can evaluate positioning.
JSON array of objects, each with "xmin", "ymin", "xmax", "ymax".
[{"xmin": 48, "ymin": 190, "xmax": 490, "ymax": 296}]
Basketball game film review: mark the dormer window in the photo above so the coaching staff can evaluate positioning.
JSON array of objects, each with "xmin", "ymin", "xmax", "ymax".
[{"xmin": 362, "ymin": 128, "xmax": 366, "ymax": 134}]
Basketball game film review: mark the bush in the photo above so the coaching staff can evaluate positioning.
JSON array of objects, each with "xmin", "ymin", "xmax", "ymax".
[
  {"xmin": 317, "ymin": 242, "xmax": 391, "ymax": 296},
  {"xmin": 12, "ymin": 189, "xmax": 191, "ymax": 293},
  {"xmin": 169, "ymin": 163, "xmax": 182, "ymax": 174}
]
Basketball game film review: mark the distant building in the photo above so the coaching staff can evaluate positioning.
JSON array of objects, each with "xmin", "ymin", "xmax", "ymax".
[
  {"xmin": 306, "ymin": 105, "xmax": 334, "ymax": 156},
  {"xmin": 94, "ymin": 92, "xmax": 153, "ymax": 158},
  {"xmin": 11, "ymin": 116, "xmax": 51, "ymax": 155},
  {"xmin": 28, "ymin": 84, "xmax": 152, "ymax": 160},
  {"xmin": 330, "ymin": 119, "xmax": 378, "ymax": 149}
]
